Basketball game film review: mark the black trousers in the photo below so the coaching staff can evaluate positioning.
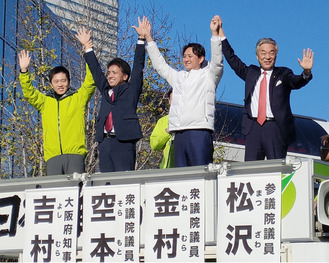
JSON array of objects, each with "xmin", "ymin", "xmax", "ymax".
[
  {"xmin": 98, "ymin": 136, "xmax": 136, "ymax": 173},
  {"xmin": 245, "ymin": 120, "xmax": 288, "ymax": 161}
]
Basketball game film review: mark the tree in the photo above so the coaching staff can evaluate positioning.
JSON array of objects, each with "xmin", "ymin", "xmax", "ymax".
[
  {"xmin": 0, "ymin": 0, "xmax": 181, "ymax": 178},
  {"xmin": 1, "ymin": 0, "xmax": 227, "ymax": 178},
  {"xmin": 0, "ymin": 0, "xmax": 59, "ymax": 178},
  {"xmin": 119, "ymin": 3, "xmax": 179, "ymax": 170},
  {"xmin": 51, "ymin": 0, "xmax": 182, "ymax": 171}
]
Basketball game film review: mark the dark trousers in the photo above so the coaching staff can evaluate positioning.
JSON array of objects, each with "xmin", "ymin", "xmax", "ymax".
[
  {"xmin": 46, "ymin": 154, "xmax": 85, "ymax": 175},
  {"xmin": 174, "ymin": 129, "xmax": 213, "ymax": 167},
  {"xmin": 245, "ymin": 120, "xmax": 288, "ymax": 161},
  {"xmin": 98, "ymin": 136, "xmax": 136, "ymax": 172}
]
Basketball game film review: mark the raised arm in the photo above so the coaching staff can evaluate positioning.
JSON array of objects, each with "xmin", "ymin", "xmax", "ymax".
[
  {"xmin": 143, "ymin": 16, "xmax": 153, "ymax": 43},
  {"xmin": 129, "ymin": 17, "xmax": 147, "ymax": 98},
  {"xmin": 18, "ymin": 50, "xmax": 46, "ymax": 111},
  {"xmin": 210, "ymin": 15, "xmax": 220, "ymax": 37},
  {"xmin": 74, "ymin": 27, "xmax": 96, "ymax": 100},
  {"xmin": 77, "ymin": 27, "xmax": 108, "ymax": 93},
  {"xmin": 298, "ymin": 48, "xmax": 314, "ymax": 77},
  {"xmin": 132, "ymin": 16, "xmax": 149, "ymax": 39},
  {"xmin": 218, "ymin": 15, "xmax": 225, "ymax": 38},
  {"xmin": 18, "ymin": 50, "xmax": 31, "ymax": 73},
  {"xmin": 76, "ymin": 27, "xmax": 93, "ymax": 51},
  {"xmin": 208, "ymin": 15, "xmax": 224, "ymax": 86}
]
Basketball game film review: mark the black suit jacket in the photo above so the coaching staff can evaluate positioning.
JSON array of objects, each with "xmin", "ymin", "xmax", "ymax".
[
  {"xmin": 84, "ymin": 44, "xmax": 145, "ymax": 143},
  {"xmin": 222, "ymin": 38, "xmax": 312, "ymax": 145}
]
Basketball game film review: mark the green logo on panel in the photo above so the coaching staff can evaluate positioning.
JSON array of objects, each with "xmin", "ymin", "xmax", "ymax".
[{"xmin": 281, "ymin": 172, "xmax": 296, "ymax": 219}]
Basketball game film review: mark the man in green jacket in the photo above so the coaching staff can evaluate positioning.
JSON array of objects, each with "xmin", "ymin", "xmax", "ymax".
[
  {"xmin": 18, "ymin": 46, "xmax": 95, "ymax": 175},
  {"xmin": 150, "ymin": 89, "xmax": 174, "ymax": 169}
]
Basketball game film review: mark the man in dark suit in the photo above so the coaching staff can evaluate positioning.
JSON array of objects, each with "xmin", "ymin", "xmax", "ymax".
[
  {"xmin": 218, "ymin": 16, "xmax": 314, "ymax": 161},
  {"xmin": 76, "ymin": 18, "xmax": 147, "ymax": 172}
]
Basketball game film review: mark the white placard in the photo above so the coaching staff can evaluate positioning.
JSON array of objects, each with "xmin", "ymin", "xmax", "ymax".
[
  {"xmin": 82, "ymin": 184, "xmax": 140, "ymax": 262},
  {"xmin": 144, "ymin": 179, "xmax": 205, "ymax": 262},
  {"xmin": 23, "ymin": 187, "xmax": 79, "ymax": 262},
  {"xmin": 217, "ymin": 173, "xmax": 281, "ymax": 262},
  {"xmin": 0, "ymin": 191, "xmax": 25, "ymax": 251}
]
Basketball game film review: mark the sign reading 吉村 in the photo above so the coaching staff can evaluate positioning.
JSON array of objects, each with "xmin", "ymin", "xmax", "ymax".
[{"xmin": 23, "ymin": 187, "xmax": 79, "ymax": 262}]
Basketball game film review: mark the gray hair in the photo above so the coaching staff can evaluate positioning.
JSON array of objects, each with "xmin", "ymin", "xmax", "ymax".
[{"xmin": 255, "ymin": 38, "xmax": 279, "ymax": 55}]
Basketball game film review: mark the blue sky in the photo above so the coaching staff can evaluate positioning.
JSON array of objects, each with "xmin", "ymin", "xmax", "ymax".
[{"xmin": 123, "ymin": 0, "xmax": 329, "ymax": 121}]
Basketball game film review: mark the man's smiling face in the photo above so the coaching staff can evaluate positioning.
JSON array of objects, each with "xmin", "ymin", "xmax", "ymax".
[
  {"xmin": 256, "ymin": 43, "xmax": 277, "ymax": 70},
  {"xmin": 51, "ymin": 72, "xmax": 69, "ymax": 95},
  {"xmin": 183, "ymin": 47, "xmax": 204, "ymax": 71}
]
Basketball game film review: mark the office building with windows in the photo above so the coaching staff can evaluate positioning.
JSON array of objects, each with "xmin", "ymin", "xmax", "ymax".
[
  {"xmin": 44, "ymin": 0, "xmax": 118, "ymax": 57},
  {"xmin": 0, "ymin": 0, "xmax": 118, "ymax": 85},
  {"xmin": 0, "ymin": 0, "xmax": 118, "ymax": 178}
]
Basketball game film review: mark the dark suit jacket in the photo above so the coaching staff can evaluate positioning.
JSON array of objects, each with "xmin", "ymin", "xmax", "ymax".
[
  {"xmin": 222, "ymin": 38, "xmax": 312, "ymax": 145},
  {"xmin": 84, "ymin": 44, "xmax": 145, "ymax": 143}
]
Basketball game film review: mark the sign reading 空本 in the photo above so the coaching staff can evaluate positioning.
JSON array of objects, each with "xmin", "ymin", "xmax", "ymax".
[
  {"xmin": 217, "ymin": 172, "xmax": 281, "ymax": 262},
  {"xmin": 23, "ymin": 187, "xmax": 79, "ymax": 262},
  {"xmin": 144, "ymin": 179, "xmax": 204, "ymax": 262},
  {"xmin": 82, "ymin": 184, "xmax": 140, "ymax": 262}
]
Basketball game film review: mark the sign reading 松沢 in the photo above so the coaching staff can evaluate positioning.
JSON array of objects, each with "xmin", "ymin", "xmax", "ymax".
[{"xmin": 217, "ymin": 172, "xmax": 281, "ymax": 262}]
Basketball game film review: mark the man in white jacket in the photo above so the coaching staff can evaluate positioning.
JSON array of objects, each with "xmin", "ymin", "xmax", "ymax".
[{"xmin": 144, "ymin": 15, "xmax": 224, "ymax": 167}]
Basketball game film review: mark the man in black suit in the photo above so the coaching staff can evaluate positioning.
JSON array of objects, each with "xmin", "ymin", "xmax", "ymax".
[
  {"xmin": 218, "ymin": 16, "xmax": 314, "ymax": 161},
  {"xmin": 76, "ymin": 17, "xmax": 147, "ymax": 172}
]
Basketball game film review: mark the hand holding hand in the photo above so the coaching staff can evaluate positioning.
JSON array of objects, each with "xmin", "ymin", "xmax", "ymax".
[
  {"xmin": 18, "ymin": 50, "xmax": 31, "ymax": 72},
  {"xmin": 210, "ymin": 15, "xmax": 220, "ymax": 36},
  {"xmin": 218, "ymin": 15, "xmax": 225, "ymax": 37},
  {"xmin": 144, "ymin": 17, "xmax": 152, "ymax": 42},
  {"xmin": 298, "ymin": 48, "xmax": 314, "ymax": 76},
  {"xmin": 132, "ymin": 16, "xmax": 151, "ymax": 40}
]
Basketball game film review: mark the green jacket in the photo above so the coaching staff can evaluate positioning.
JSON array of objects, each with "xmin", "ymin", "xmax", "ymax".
[
  {"xmin": 19, "ymin": 65, "xmax": 96, "ymax": 162},
  {"xmin": 150, "ymin": 115, "xmax": 174, "ymax": 168}
]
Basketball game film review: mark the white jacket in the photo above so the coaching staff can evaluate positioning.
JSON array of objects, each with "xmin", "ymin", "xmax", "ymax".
[{"xmin": 147, "ymin": 36, "xmax": 223, "ymax": 132}]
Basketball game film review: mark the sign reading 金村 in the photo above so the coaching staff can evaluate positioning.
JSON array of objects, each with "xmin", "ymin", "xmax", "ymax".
[{"xmin": 144, "ymin": 179, "xmax": 205, "ymax": 262}]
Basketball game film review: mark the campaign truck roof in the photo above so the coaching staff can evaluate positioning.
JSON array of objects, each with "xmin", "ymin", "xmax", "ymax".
[{"xmin": 214, "ymin": 101, "xmax": 329, "ymax": 159}]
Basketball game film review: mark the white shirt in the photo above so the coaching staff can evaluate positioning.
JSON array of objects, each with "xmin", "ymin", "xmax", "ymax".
[{"xmin": 250, "ymin": 69, "xmax": 274, "ymax": 118}]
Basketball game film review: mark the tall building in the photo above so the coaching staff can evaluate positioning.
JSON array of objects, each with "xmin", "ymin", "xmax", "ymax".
[
  {"xmin": 0, "ymin": 0, "xmax": 119, "ymax": 178},
  {"xmin": 0, "ymin": 0, "xmax": 119, "ymax": 91},
  {"xmin": 0, "ymin": 0, "xmax": 18, "ymax": 84},
  {"xmin": 0, "ymin": 0, "xmax": 19, "ymax": 178},
  {"xmin": 44, "ymin": 0, "xmax": 118, "ymax": 57},
  {"xmin": 0, "ymin": 0, "xmax": 119, "ymax": 84}
]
